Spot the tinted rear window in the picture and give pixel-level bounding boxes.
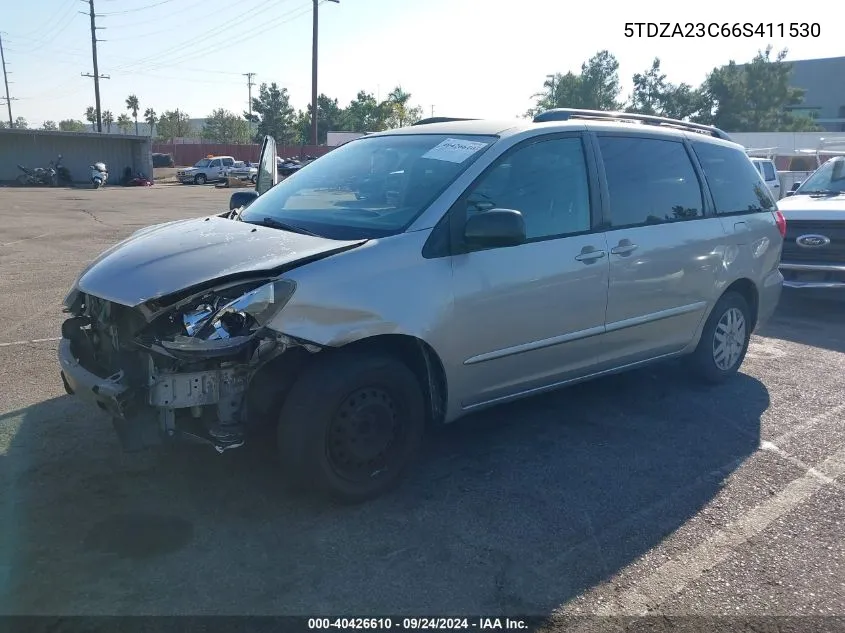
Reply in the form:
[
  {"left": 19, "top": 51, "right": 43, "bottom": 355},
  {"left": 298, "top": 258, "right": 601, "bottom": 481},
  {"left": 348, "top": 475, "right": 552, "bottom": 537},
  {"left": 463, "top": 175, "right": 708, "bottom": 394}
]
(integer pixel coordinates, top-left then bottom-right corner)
[
  {"left": 598, "top": 136, "right": 704, "bottom": 228},
  {"left": 693, "top": 143, "right": 774, "bottom": 213},
  {"left": 762, "top": 161, "right": 776, "bottom": 181}
]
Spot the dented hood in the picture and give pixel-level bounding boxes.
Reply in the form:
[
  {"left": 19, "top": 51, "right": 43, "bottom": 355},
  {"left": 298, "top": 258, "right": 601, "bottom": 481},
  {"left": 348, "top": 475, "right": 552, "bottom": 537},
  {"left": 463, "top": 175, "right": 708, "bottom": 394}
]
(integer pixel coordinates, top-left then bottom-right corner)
[{"left": 75, "top": 216, "right": 366, "bottom": 307}]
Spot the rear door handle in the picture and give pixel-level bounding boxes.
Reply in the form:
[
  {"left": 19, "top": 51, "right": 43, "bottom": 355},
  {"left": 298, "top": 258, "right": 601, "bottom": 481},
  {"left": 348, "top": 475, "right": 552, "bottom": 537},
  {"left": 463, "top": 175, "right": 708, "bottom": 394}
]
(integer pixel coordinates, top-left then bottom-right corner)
[
  {"left": 610, "top": 242, "right": 638, "bottom": 256},
  {"left": 575, "top": 249, "right": 606, "bottom": 263},
  {"left": 734, "top": 221, "right": 748, "bottom": 233}
]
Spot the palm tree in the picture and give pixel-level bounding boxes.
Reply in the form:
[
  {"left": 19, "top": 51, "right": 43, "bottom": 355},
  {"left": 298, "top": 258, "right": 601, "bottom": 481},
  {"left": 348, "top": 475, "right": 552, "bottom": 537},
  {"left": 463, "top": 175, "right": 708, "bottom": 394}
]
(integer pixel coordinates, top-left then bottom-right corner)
[
  {"left": 102, "top": 110, "right": 114, "bottom": 133},
  {"left": 144, "top": 107, "right": 157, "bottom": 137},
  {"left": 85, "top": 106, "right": 97, "bottom": 131},
  {"left": 126, "top": 94, "right": 140, "bottom": 135},
  {"left": 117, "top": 113, "right": 132, "bottom": 134}
]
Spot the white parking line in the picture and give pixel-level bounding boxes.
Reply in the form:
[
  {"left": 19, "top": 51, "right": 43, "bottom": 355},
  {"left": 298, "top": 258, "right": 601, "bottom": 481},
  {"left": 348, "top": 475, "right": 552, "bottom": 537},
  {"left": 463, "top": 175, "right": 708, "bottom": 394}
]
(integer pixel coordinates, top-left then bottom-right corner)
[
  {"left": 0, "top": 337, "right": 60, "bottom": 348},
  {"left": 593, "top": 444, "right": 845, "bottom": 616},
  {"left": 0, "top": 233, "right": 51, "bottom": 247}
]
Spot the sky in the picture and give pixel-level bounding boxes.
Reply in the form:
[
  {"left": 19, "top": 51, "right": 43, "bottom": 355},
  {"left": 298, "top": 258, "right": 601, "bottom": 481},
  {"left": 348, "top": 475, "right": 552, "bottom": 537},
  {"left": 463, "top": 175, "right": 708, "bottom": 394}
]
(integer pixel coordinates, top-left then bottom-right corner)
[{"left": 2, "top": 0, "right": 841, "bottom": 128}]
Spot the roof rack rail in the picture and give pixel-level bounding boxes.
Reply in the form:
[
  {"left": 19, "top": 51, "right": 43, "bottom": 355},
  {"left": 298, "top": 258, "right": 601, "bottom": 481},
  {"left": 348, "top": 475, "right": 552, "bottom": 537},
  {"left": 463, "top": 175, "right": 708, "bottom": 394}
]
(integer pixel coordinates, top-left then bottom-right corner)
[
  {"left": 412, "top": 117, "right": 478, "bottom": 126},
  {"left": 532, "top": 108, "right": 732, "bottom": 141}
]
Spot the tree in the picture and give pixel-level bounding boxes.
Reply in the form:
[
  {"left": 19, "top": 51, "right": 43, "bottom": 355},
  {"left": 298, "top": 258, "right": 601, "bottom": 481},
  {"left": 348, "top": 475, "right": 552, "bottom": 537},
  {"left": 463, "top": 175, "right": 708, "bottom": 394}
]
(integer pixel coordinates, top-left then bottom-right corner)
[
  {"left": 627, "top": 58, "right": 708, "bottom": 121},
  {"left": 42, "top": 120, "right": 58, "bottom": 131},
  {"left": 698, "top": 47, "right": 819, "bottom": 132},
  {"left": 102, "top": 110, "right": 114, "bottom": 133},
  {"left": 126, "top": 94, "right": 140, "bottom": 135},
  {"left": 527, "top": 50, "right": 623, "bottom": 116},
  {"left": 59, "top": 119, "right": 86, "bottom": 132},
  {"left": 249, "top": 82, "right": 296, "bottom": 144},
  {"left": 383, "top": 86, "right": 423, "bottom": 128},
  {"left": 13, "top": 116, "right": 28, "bottom": 129},
  {"left": 85, "top": 106, "right": 97, "bottom": 131},
  {"left": 298, "top": 93, "right": 345, "bottom": 144},
  {"left": 156, "top": 109, "right": 192, "bottom": 142},
  {"left": 202, "top": 108, "right": 251, "bottom": 143},
  {"left": 117, "top": 113, "right": 132, "bottom": 134},
  {"left": 144, "top": 107, "right": 157, "bottom": 136},
  {"left": 339, "top": 90, "right": 389, "bottom": 132}
]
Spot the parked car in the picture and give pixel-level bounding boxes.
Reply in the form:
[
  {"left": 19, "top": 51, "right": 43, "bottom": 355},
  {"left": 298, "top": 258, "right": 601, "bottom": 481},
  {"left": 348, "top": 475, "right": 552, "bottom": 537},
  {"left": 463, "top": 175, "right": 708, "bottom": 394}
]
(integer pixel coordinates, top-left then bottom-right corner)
[
  {"left": 58, "top": 110, "right": 785, "bottom": 503},
  {"left": 750, "top": 157, "right": 781, "bottom": 199},
  {"left": 223, "top": 160, "right": 258, "bottom": 183},
  {"left": 177, "top": 155, "right": 235, "bottom": 184},
  {"left": 777, "top": 155, "right": 845, "bottom": 295},
  {"left": 152, "top": 153, "right": 175, "bottom": 168}
]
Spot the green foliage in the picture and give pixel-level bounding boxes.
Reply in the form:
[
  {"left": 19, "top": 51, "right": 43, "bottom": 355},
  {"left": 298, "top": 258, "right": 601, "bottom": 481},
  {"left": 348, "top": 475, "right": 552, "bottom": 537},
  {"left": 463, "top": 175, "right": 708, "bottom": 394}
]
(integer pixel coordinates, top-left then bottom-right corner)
[
  {"left": 84, "top": 106, "right": 97, "bottom": 131},
  {"left": 626, "top": 58, "right": 709, "bottom": 121},
  {"left": 527, "top": 51, "right": 623, "bottom": 117},
  {"left": 339, "top": 90, "right": 389, "bottom": 133},
  {"left": 116, "top": 113, "right": 132, "bottom": 134},
  {"left": 126, "top": 94, "right": 140, "bottom": 135},
  {"left": 698, "top": 47, "right": 820, "bottom": 131},
  {"left": 102, "top": 110, "right": 114, "bottom": 133},
  {"left": 248, "top": 82, "right": 297, "bottom": 143},
  {"left": 41, "top": 120, "right": 58, "bottom": 131},
  {"left": 156, "top": 109, "right": 192, "bottom": 142},
  {"left": 59, "top": 119, "right": 86, "bottom": 132},
  {"left": 143, "top": 108, "right": 157, "bottom": 136},
  {"left": 383, "top": 86, "right": 422, "bottom": 128},
  {"left": 202, "top": 108, "right": 251, "bottom": 144}
]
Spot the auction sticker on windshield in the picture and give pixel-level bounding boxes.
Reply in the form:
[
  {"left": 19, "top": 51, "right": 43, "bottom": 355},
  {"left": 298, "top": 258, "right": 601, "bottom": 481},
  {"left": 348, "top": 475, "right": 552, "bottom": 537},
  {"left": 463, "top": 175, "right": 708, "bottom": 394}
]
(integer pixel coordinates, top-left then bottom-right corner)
[{"left": 422, "top": 138, "right": 488, "bottom": 163}]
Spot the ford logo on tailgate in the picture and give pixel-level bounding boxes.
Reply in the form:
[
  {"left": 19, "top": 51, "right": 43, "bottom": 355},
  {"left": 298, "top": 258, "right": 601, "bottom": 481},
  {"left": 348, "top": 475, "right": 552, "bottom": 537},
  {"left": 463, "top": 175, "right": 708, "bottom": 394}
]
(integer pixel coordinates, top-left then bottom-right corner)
[{"left": 796, "top": 234, "right": 831, "bottom": 248}]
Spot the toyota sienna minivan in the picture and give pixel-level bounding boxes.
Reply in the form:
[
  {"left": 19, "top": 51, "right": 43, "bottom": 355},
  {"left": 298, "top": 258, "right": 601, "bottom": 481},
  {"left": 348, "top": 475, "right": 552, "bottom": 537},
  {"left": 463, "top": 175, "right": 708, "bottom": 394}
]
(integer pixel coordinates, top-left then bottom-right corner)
[{"left": 59, "top": 109, "right": 785, "bottom": 502}]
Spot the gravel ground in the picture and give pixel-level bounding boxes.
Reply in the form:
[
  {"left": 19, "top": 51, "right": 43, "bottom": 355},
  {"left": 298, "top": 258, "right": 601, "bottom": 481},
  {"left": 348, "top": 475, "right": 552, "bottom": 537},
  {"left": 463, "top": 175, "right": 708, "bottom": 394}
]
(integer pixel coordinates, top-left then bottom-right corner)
[{"left": 0, "top": 185, "right": 843, "bottom": 628}]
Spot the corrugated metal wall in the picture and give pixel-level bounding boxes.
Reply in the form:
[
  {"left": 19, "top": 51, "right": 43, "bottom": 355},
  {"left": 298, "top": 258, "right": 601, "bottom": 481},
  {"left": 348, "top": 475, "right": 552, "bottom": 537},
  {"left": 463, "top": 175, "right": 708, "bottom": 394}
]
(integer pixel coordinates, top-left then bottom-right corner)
[{"left": 0, "top": 131, "right": 152, "bottom": 184}]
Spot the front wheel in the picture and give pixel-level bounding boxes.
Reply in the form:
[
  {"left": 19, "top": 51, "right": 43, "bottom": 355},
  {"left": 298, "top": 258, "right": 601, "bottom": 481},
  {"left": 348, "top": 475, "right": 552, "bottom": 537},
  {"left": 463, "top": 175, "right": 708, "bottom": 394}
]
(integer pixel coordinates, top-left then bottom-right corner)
[
  {"left": 16, "top": 174, "right": 28, "bottom": 186},
  {"left": 277, "top": 351, "right": 425, "bottom": 503},
  {"left": 686, "top": 292, "right": 752, "bottom": 384},
  {"left": 194, "top": 173, "right": 207, "bottom": 185}
]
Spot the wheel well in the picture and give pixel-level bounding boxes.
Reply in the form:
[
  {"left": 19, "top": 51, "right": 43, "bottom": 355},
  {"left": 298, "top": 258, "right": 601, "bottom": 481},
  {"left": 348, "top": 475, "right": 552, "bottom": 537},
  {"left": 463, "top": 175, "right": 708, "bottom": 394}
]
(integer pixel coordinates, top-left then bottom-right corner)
[
  {"left": 339, "top": 334, "right": 449, "bottom": 427},
  {"left": 724, "top": 278, "right": 759, "bottom": 329},
  {"left": 245, "top": 334, "right": 449, "bottom": 432}
]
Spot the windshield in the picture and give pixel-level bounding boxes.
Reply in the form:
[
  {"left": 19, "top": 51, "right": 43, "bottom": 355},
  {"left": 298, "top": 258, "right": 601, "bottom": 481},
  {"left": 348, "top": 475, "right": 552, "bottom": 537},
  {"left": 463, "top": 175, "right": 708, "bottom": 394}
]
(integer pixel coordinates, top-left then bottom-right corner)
[
  {"left": 796, "top": 158, "right": 845, "bottom": 194},
  {"left": 194, "top": 159, "right": 211, "bottom": 168},
  {"left": 240, "top": 133, "right": 497, "bottom": 239}
]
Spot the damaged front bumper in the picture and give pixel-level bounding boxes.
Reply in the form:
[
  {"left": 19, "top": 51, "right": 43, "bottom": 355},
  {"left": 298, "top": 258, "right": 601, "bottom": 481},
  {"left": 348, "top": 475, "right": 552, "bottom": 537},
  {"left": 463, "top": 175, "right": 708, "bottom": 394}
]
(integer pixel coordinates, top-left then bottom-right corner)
[{"left": 58, "top": 335, "right": 253, "bottom": 453}]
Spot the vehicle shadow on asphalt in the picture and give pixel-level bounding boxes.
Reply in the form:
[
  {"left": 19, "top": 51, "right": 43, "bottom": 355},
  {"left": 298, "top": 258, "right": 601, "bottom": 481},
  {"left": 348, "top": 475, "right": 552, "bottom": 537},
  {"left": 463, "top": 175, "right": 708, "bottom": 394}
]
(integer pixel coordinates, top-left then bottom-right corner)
[
  {"left": 0, "top": 363, "right": 767, "bottom": 617},
  {"left": 759, "top": 294, "right": 845, "bottom": 354}
]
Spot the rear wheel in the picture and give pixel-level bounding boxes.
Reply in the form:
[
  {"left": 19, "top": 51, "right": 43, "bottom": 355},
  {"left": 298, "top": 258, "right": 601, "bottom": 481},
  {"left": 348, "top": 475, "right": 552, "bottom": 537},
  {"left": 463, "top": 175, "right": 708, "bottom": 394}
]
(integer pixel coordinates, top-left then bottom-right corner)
[
  {"left": 686, "top": 292, "right": 751, "bottom": 384},
  {"left": 277, "top": 351, "right": 425, "bottom": 503},
  {"left": 194, "top": 173, "right": 207, "bottom": 185}
]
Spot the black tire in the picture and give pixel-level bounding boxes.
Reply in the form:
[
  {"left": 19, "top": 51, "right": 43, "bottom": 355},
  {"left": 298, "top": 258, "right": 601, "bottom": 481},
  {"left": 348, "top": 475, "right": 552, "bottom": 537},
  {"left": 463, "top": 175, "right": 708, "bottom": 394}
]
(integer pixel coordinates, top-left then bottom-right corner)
[
  {"left": 277, "top": 351, "right": 425, "bottom": 503},
  {"left": 687, "top": 292, "right": 752, "bottom": 384},
  {"left": 194, "top": 173, "right": 207, "bottom": 185}
]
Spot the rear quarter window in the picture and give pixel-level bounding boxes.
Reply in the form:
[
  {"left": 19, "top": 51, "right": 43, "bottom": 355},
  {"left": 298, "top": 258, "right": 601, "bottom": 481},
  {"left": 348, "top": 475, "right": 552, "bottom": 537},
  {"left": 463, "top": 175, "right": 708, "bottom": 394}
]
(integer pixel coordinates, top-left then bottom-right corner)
[{"left": 692, "top": 142, "right": 775, "bottom": 214}]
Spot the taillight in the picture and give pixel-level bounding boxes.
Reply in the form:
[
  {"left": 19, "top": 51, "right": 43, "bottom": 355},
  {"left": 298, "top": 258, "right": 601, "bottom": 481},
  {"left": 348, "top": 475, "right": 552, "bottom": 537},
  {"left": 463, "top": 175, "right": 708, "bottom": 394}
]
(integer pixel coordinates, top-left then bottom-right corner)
[{"left": 774, "top": 210, "right": 786, "bottom": 238}]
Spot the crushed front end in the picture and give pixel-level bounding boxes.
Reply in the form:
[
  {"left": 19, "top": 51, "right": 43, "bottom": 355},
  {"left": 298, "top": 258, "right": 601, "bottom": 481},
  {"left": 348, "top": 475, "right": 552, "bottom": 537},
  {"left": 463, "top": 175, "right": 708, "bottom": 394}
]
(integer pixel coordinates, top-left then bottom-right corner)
[{"left": 59, "top": 278, "right": 300, "bottom": 452}]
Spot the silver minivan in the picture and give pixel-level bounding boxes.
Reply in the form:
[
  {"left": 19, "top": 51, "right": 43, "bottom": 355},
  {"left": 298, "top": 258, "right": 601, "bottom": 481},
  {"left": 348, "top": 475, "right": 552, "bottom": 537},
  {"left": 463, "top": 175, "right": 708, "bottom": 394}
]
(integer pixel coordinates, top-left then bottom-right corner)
[{"left": 59, "top": 110, "right": 785, "bottom": 502}]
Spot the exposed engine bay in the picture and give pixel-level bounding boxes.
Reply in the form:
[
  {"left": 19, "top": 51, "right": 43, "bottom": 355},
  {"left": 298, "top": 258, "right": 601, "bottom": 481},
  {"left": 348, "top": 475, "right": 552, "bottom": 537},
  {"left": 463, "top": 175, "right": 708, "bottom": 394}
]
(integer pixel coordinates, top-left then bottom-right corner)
[{"left": 59, "top": 277, "right": 319, "bottom": 453}]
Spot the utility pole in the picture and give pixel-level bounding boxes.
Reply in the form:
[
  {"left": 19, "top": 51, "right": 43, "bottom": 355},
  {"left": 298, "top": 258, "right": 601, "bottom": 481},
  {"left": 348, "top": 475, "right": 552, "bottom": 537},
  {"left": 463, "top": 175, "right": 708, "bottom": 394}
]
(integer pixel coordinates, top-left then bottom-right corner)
[
  {"left": 244, "top": 72, "right": 255, "bottom": 136},
  {"left": 81, "top": 0, "right": 109, "bottom": 132},
  {"left": 311, "top": 0, "right": 339, "bottom": 147},
  {"left": 431, "top": 105, "right": 435, "bottom": 118},
  {"left": 0, "top": 33, "right": 15, "bottom": 127}
]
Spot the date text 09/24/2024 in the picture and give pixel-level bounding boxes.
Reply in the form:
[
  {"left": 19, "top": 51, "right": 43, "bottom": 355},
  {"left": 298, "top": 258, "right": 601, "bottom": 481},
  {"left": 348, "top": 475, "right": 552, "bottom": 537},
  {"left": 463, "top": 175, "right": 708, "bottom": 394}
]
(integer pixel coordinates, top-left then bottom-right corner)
[
  {"left": 307, "top": 618, "right": 529, "bottom": 630},
  {"left": 624, "top": 22, "right": 821, "bottom": 38}
]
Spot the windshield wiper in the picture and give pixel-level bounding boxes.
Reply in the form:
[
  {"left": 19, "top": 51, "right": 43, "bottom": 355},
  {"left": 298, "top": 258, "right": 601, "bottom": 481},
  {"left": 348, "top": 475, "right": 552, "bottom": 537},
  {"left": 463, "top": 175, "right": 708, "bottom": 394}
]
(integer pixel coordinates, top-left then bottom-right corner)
[
  {"left": 804, "top": 189, "right": 841, "bottom": 197},
  {"left": 251, "top": 217, "right": 321, "bottom": 237}
]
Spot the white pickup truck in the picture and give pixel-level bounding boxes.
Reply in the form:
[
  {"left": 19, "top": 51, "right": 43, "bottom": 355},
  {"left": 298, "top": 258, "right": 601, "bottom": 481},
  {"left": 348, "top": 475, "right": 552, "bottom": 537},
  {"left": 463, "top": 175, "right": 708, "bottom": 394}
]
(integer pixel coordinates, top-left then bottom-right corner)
[{"left": 177, "top": 156, "right": 236, "bottom": 185}]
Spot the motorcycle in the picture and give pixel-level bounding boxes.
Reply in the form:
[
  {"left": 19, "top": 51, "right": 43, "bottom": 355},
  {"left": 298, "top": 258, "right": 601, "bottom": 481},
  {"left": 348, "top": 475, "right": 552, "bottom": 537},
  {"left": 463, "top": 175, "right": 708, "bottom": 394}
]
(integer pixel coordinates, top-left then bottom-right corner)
[
  {"left": 90, "top": 162, "right": 108, "bottom": 189},
  {"left": 16, "top": 162, "right": 57, "bottom": 187},
  {"left": 119, "top": 166, "right": 153, "bottom": 186},
  {"left": 54, "top": 154, "right": 73, "bottom": 186}
]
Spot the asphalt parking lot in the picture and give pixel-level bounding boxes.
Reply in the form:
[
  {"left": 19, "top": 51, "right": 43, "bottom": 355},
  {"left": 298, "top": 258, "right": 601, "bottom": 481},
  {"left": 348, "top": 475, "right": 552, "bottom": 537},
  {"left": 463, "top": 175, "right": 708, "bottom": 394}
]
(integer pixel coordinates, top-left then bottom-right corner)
[{"left": 0, "top": 185, "right": 843, "bottom": 625}]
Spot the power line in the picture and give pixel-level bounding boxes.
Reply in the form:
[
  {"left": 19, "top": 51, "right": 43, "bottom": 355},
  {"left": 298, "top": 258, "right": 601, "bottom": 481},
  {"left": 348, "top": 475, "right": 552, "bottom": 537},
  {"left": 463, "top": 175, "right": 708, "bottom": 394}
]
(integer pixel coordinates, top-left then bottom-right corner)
[
  {"left": 0, "top": 33, "right": 17, "bottom": 126},
  {"left": 99, "top": 0, "right": 177, "bottom": 15}
]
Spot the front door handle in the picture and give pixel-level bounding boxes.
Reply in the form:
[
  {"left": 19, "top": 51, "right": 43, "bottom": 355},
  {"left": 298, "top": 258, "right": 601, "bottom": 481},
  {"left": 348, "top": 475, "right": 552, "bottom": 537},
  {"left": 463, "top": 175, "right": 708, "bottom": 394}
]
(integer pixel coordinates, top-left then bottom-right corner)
[
  {"left": 575, "top": 248, "right": 606, "bottom": 263},
  {"left": 610, "top": 240, "right": 638, "bottom": 256}
]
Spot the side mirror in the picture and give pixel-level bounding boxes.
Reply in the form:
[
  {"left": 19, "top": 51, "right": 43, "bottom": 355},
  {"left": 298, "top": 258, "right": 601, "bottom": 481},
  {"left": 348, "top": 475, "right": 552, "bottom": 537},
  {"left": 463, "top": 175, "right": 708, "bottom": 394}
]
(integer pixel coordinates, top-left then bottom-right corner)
[
  {"left": 786, "top": 182, "right": 802, "bottom": 197},
  {"left": 229, "top": 190, "right": 259, "bottom": 211},
  {"left": 464, "top": 209, "right": 526, "bottom": 248}
]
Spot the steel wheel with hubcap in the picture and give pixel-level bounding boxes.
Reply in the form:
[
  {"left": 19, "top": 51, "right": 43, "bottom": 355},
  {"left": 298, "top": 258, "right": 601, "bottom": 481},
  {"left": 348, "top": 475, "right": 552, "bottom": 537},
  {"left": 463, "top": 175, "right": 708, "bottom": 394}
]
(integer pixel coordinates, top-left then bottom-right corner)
[
  {"left": 194, "top": 173, "right": 207, "bottom": 185},
  {"left": 687, "top": 291, "right": 752, "bottom": 383},
  {"left": 277, "top": 351, "right": 425, "bottom": 503}
]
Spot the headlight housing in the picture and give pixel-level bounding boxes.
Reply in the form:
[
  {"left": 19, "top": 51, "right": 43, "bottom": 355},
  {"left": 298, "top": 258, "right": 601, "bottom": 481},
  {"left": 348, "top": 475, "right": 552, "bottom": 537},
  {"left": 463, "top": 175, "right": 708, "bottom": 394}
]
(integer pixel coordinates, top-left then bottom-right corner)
[{"left": 156, "top": 278, "right": 296, "bottom": 356}]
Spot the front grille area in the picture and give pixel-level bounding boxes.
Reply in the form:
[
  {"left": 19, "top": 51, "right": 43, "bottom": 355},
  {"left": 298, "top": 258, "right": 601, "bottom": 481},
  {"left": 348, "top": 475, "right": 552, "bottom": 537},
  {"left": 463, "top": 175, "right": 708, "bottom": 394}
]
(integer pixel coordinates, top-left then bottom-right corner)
[
  {"left": 781, "top": 219, "right": 845, "bottom": 264},
  {"left": 77, "top": 294, "right": 148, "bottom": 382}
]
